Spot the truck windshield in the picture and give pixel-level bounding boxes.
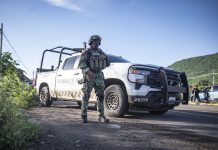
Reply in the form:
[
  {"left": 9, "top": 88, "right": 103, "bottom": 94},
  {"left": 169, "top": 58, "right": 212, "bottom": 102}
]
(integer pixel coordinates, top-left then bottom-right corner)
[{"left": 107, "top": 55, "right": 130, "bottom": 63}]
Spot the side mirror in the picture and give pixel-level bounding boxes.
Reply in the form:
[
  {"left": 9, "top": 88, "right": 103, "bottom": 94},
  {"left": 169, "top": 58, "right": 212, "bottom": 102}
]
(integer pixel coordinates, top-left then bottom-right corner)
[{"left": 36, "top": 68, "right": 40, "bottom": 72}]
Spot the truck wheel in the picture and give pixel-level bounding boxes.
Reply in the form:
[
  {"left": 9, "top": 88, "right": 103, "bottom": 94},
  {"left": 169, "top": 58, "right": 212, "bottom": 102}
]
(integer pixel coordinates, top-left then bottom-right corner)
[
  {"left": 149, "top": 110, "right": 168, "bottom": 115},
  {"left": 39, "top": 86, "right": 53, "bottom": 107},
  {"left": 104, "top": 85, "right": 128, "bottom": 117}
]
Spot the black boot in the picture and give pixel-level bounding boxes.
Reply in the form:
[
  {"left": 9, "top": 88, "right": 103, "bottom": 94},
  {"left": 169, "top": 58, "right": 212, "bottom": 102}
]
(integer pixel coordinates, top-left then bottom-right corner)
[
  {"left": 98, "top": 116, "right": 109, "bottom": 123},
  {"left": 81, "top": 115, "right": 88, "bottom": 123}
]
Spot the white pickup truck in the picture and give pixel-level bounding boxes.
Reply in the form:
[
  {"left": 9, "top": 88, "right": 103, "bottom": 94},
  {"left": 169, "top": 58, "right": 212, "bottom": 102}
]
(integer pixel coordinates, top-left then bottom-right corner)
[{"left": 36, "top": 46, "right": 189, "bottom": 117}]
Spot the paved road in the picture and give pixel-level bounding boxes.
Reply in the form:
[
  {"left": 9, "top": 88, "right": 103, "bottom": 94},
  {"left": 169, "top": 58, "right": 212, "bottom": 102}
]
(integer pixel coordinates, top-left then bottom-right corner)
[
  {"left": 130, "top": 104, "right": 218, "bottom": 138},
  {"left": 27, "top": 102, "right": 218, "bottom": 150}
]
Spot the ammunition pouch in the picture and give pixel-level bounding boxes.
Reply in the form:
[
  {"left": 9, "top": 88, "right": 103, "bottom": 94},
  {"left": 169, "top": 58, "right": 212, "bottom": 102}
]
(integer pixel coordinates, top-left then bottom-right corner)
[{"left": 89, "top": 56, "right": 107, "bottom": 72}]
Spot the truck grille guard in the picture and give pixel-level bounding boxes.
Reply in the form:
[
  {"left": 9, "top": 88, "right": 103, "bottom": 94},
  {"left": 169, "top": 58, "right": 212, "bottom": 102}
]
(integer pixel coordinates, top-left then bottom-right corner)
[{"left": 159, "top": 67, "right": 189, "bottom": 105}]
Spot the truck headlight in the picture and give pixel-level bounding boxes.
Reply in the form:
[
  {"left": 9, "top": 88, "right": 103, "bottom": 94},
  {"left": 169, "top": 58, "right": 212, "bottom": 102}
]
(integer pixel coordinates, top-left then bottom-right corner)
[
  {"left": 128, "top": 67, "right": 150, "bottom": 84},
  {"left": 129, "top": 68, "right": 151, "bottom": 76}
]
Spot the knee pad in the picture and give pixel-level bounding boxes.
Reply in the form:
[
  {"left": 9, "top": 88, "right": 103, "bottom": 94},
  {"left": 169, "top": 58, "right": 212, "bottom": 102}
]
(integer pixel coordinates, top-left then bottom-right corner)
[{"left": 97, "top": 94, "right": 104, "bottom": 102}]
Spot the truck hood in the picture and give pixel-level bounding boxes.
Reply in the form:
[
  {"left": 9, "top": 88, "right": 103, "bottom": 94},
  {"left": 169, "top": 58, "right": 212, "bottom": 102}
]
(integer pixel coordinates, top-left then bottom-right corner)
[
  {"left": 109, "top": 62, "right": 179, "bottom": 73},
  {"left": 132, "top": 63, "right": 176, "bottom": 71}
]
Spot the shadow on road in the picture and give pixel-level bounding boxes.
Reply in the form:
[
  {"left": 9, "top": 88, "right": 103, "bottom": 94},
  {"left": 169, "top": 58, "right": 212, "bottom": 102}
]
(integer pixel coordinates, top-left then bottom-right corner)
[
  {"left": 47, "top": 101, "right": 218, "bottom": 139},
  {"left": 51, "top": 101, "right": 218, "bottom": 125}
]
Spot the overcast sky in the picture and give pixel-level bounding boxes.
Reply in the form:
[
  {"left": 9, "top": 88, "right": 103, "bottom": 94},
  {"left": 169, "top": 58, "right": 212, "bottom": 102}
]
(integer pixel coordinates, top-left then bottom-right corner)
[{"left": 0, "top": 0, "right": 218, "bottom": 78}]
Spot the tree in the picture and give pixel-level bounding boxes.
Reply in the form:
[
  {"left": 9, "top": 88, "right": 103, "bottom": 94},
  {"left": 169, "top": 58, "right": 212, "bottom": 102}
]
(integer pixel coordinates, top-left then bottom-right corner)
[{"left": 0, "top": 52, "right": 18, "bottom": 77}]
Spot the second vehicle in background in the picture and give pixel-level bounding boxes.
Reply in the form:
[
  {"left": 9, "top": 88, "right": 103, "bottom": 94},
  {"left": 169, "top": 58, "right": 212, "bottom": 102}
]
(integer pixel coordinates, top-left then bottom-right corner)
[{"left": 199, "top": 85, "right": 218, "bottom": 102}]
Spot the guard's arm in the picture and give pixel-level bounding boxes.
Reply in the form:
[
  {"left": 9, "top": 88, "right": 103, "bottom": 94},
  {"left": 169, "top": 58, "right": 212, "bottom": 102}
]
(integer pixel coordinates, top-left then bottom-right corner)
[
  {"left": 79, "top": 51, "right": 93, "bottom": 81},
  {"left": 102, "top": 51, "right": 110, "bottom": 67},
  {"left": 79, "top": 52, "right": 90, "bottom": 74}
]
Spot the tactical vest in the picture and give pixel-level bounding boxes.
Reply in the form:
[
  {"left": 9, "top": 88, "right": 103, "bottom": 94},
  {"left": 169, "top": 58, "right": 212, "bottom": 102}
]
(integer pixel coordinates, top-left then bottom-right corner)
[{"left": 87, "top": 50, "right": 107, "bottom": 72}]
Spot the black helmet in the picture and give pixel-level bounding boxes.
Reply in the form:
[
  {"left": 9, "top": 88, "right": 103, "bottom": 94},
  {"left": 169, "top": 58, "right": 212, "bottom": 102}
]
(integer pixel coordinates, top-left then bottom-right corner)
[{"left": 88, "top": 35, "right": 102, "bottom": 45}]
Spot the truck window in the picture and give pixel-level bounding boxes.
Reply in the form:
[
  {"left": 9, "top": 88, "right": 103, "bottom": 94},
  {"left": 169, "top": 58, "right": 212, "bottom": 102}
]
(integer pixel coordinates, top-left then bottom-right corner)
[
  {"left": 213, "top": 85, "right": 218, "bottom": 91},
  {"left": 63, "top": 56, "right": 77, "bottom": 70},
  {"left": 108, "top": 55, "right": 130, "bottom": 63}
]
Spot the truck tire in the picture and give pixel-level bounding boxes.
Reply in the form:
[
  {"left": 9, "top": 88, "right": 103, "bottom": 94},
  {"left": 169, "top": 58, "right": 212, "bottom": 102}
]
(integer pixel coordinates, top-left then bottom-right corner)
[
  {"left": 104, "top": 85, "right": 128, "bottom": 117},
  {"left": 149, "top": 110, "right": 168, "bottom": 115},
  {"left": 39, "top": 86, "right": 53, "bottom": 107}
]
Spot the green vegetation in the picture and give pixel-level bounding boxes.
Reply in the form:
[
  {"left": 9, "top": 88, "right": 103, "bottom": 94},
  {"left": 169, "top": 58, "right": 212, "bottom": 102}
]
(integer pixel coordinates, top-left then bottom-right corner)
[
  {"left": 0, "top": 52, "right": 39, "bottom": 150},
  {"left": 168, "top": 53, "right": 218, "bottom": 86}
]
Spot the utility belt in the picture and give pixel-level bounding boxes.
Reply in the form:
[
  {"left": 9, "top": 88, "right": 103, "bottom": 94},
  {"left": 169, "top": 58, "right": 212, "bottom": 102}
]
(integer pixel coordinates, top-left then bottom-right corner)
[{"left": 90, "top": 69, "right": 101, "bottom": 73}]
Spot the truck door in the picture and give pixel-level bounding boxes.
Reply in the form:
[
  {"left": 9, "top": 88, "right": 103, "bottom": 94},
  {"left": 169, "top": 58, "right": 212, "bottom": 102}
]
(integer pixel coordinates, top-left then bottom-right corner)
[
  {"left": 55, "top": 56, "right": 82, "bottom": 100},
  {"left": 72, "top": 56, "right": 97, "bottom": 102},
  {"left": 209, "top": 85, "right": 218, "bottom": 100}
]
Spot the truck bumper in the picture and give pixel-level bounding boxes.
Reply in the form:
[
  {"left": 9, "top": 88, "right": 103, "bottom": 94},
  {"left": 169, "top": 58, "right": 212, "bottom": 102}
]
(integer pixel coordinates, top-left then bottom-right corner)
[
  {"left": 128, "top": 92, "right": 181, "bottom": 109},
  {"left": 128, "top": 68, "right": 189, "bottom": 109}
]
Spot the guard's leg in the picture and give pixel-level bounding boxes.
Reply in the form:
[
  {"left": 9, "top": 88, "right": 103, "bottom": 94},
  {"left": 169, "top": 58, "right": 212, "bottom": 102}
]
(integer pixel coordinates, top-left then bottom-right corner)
[
  {"left": 96, "top": 92, "right": 109, "bottom": 123},
  {"left": 81, "top": 92, "right": 90, "bottom": 123},
  {"left": 94, "top": 76, "right": 109, "bottom": 123},
  {"left": 96, "top": 93, "right": 105, "bottom": 117},
  {"left": 81, "top": 81, "right": 93, "bottom": 123}
]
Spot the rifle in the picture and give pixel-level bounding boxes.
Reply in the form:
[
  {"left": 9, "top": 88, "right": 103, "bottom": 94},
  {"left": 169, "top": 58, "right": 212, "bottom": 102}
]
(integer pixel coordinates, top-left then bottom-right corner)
[
  {"left": 78, "top": 42, "right": 87, "bottom": 84},
  {"left": 83, "top": 42, "right": 87, "bottom": 51}
]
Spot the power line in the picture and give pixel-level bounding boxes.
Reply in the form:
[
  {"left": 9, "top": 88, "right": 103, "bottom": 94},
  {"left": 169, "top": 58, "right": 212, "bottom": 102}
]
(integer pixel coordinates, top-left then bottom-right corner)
[{"left": 2, "top": 32, "right": 31, "bottom": 74}]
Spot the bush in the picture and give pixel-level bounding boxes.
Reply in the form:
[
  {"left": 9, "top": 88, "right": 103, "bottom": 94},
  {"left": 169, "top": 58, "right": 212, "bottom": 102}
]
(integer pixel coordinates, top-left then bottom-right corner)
[
  {"left": 0, "top": 52, "right": 39, "bottom": 149},
  {"left": 0, "top": 80, "right": 39, "bottom": 150}
]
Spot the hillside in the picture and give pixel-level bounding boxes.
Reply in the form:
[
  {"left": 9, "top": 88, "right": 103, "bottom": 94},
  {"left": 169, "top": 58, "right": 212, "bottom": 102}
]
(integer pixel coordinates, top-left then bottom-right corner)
[{"left": 168, "top": 53, "right": 218, "bottom": 86}]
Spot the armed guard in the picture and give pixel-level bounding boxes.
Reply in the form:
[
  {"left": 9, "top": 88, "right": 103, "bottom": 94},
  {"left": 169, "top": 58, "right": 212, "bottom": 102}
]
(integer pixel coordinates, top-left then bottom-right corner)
[{"left": 78, "top": 35, "right": 110, "bottom": 123}]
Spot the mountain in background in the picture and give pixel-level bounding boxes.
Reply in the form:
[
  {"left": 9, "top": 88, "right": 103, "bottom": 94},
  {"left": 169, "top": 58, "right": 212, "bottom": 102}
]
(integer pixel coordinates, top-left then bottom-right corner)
[{"left": 168, "top": 53, "right": 218, "bottom": 86}]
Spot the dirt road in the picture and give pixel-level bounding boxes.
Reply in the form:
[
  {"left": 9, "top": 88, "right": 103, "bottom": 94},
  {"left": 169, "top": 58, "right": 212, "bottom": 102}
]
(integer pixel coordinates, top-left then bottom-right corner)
[{"left": 26, "top": 102, "right": 218, "bottom": 150}]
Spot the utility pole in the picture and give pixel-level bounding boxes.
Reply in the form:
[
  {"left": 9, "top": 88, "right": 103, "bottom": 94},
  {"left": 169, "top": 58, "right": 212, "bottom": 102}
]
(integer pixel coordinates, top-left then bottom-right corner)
[
  {"left": 0, "top": 23, "right": 3, "bottom": 80},
  {"left": 33, "top": 70, "right": 34, "bottom": 80},
  {"left": 0, "top": 23, "right": 3, "bottom": 55},
  {"left": 212, "top": 69, "right": 215, "bottom": 85}
]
